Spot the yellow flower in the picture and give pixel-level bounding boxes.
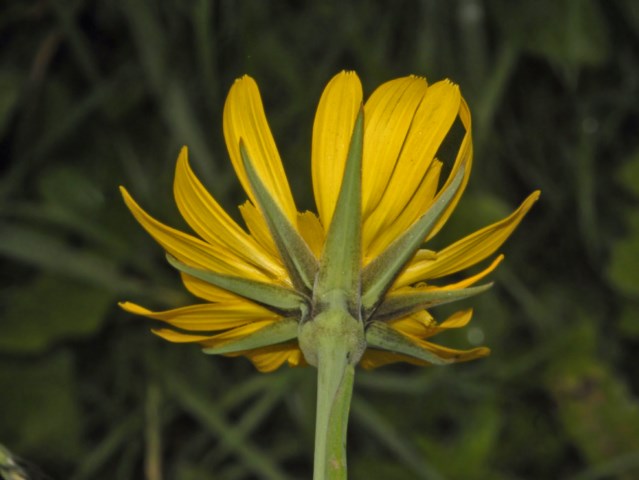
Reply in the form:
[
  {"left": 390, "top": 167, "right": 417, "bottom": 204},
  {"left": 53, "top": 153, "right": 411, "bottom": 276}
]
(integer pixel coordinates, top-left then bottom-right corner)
[{"left": 120, "top": 72, "right": 539, "bottom": 373}]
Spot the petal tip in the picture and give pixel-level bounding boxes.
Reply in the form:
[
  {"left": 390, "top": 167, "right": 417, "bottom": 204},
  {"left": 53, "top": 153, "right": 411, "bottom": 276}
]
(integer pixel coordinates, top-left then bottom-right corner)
[
  {"left": 236, "top": 74, "right": 255, "bottom": 83},
  {"left": 476, "top": 346, "right": 491, "bottom": 357},
  {"left": 119, "top": 186, "right": 136, "bottom": 205},
  {"left": 119, "top": 301, "right": 151, "bottom": 315}
]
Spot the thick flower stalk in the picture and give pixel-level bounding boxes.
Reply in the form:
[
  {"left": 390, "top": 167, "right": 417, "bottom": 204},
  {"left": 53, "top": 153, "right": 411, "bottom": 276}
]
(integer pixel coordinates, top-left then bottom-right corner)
[{"left": 120, "top": 72, "right": 539, "bottom": 478}]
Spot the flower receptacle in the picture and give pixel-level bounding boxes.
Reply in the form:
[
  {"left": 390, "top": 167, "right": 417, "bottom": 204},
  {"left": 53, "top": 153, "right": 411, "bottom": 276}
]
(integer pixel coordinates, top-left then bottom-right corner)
[{"left": 298, "top": 305, "right": 366, "bottom": 368}]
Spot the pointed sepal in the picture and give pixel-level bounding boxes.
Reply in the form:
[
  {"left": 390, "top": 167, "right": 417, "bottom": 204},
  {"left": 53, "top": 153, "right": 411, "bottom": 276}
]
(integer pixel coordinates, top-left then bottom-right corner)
[
  {"left": 361, "top": 164, "right": 467, "bottom": 314},
  {"left": 203, "top": 317, "right": 299, "bottom": 354},
  {"left": 314, "top": 107, "right": 364, "bottom": 309},
  {"left": 166, "top": 254, "right": 305, "bottom": 313},
  {"left": 365, "top": 320, "right": 452, "bottom": 366},
  {"left": 240, "top": 141, "right": 318, "bottom": 292},
  {"left": 374, "top": 283, "right": 493, "bottom": 321}
]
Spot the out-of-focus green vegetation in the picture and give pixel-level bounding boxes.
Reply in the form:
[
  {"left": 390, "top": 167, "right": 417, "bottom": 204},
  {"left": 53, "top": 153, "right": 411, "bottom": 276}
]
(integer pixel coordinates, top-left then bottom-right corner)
[{"left": 1, "top": 0, "right": 638, "bottom": 478}]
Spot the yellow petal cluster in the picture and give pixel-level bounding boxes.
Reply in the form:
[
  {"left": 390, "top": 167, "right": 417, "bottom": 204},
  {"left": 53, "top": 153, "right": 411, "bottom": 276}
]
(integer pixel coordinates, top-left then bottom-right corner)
[{"left": 120, "top": 72, "right": 539, "bottom": 372}]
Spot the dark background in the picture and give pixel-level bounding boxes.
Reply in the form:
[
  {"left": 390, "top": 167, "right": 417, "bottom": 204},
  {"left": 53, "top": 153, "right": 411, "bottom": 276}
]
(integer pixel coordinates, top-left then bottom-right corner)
[{"left": 1, "top": 1, "right": 639, "bottom": 479}]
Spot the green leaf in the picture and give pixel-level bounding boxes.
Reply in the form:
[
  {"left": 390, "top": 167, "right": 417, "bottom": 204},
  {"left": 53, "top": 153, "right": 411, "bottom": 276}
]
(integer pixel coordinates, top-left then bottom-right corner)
[
  {"left": 545, "top": 353, "right": 639, "bottom": 467},
  {"left": 365, "top": 321, "right": 452, "bottom": 366},
  {"left": 315, "top": 108, "right": 363, "bottom": 308},
  {"left": 0, "top": 71, "right": 23, "bottom": 140},
  {"left": 166, "top": 254, "right": 305, "bottom": 313},
  {"left": 70, "top": 414, "right": 141, "bottom": 480},
  {"left": 607, "top": 209, "right": 639, "bottom": 297},
  {"left": 0, "top": 274, "right": 113, "bottom": 354},
  {"left": 374, "top": 283, "right": 493, "bottom": 321},
  {"left": 203, "top": 317, "right": 299, "bottom": 354},
  {"left": 618, "top": 300, "right": 639, "bottom": 339},
  {"left": 616, "top": 149, "right": 639, "bottom": 198},
  {"left": 240, "top": 141, "right": 318, "bottom": 292},
  {"left": 0, "top": 351, "right": 83, "bottom": 461},
  {"left": 38, "top": 166, "right": 105, "bottom": 213},
  {"left": 361, "top": 165, "right": 466, "bottom": 314},
  {"left": 351, "top": 396, "right": 445, "bottom": 480},
  {"left": 0, "top": 224, "right": 144, "bottom": 294},
  {"left": 494, "top": 0, "right": 610, "bottom": 74},
  {"left": 168, "top": 374, "right": 289, "bottom": 480}
]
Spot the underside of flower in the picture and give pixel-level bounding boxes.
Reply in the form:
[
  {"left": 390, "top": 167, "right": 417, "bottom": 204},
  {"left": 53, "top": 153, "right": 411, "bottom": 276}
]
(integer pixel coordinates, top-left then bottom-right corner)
[{"left": 120, "top": 72, "right": 539, "bottom": 372}]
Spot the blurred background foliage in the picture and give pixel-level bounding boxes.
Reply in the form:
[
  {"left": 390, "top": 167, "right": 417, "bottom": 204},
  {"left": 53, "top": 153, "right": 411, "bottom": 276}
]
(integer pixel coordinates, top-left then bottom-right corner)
[{"left": 1, "top": 0, "right": 638, "bottom": 478}]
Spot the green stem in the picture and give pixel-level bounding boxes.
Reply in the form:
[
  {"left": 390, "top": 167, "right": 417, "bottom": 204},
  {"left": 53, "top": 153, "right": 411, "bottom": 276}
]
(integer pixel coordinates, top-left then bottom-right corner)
[
  {"left": 313, "top": 338, "right": 356, "bottom": 480},
  {"left": 326, "top": 364, "right": 355, "bottom": 475}
]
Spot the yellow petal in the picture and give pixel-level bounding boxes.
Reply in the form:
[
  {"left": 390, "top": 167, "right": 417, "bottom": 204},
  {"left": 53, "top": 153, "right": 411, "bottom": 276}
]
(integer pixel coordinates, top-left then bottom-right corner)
[
  {"left": 359, "top": 349, "right": 420, "bottom": 369},
  {"left": 229, "top": 342, "right": 302, "bottom": 373},
  {"left": 397, "top": 191, "right": 540, "bottom": 285},
  {"left": 387, "top": 310, "right": 435, "bottom": 338},
  {"left": 360, "top": 341, "right": 489, "bottom": 369},
  {"left": 438, "top": 254, "right": 504, "bottom": 290},
  {"left": 181, "top": 273, "right": 244, "bottom": 302},
  {"left": 362, "top": 76, "right": 428, "bottom": 217},
  {"left": 386, "top": 308, "right": 473, "bottom": 340},
  {"left": 422, "top": 308, "right": 473, "bottom": 339},
  {"left": 427, "top": 99, "right": 474, "bottom": 242},
  {"left": 297, "top": 211, "right": 325, "bottom": 258},
  {"left": 363, "top": 80, "right": 462, "bottom": 250},
  {"left": 152, "top": 329, "right": 222, "bottom": 343},
  {"left": 152, "top": 319, "right": 276, "bottom": 344},
  {"left": 120, "top": 187, "right": 270, "bottom": 281},
  {"left": 311, "top": 71, "right": 363, "bottom": 228},
  {"left": 413, "top": 249, "right": 437, "bottom": 262},
  {"left": 415, "top": 340, "right": 490, "bottom": 362},
  {"left": 286, "top": 348, "right": 308, "bottom": 368},
  {"left": 364, "top": 160, "right": 442, "bottom": 261},
  {"left": 360, "top": 310, "right": 488, "bottom": 369},
  {"left": 173, "top": 147, "right": 285, "bottom": 279},
  {"left": 119, "top": 301, "right": 277, "bottom": 331},
  {"left": 239, "top": 200, "right": 280, "bottom": 260},
  {"left": 223, "top": 76, "right": 298, "bottom": 226}
]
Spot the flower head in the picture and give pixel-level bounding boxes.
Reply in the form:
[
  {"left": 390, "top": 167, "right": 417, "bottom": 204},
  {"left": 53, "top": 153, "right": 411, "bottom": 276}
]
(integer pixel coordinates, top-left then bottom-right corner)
[{"left": 120, "top": 72, "right": 539, "bottom": 372}]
